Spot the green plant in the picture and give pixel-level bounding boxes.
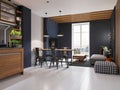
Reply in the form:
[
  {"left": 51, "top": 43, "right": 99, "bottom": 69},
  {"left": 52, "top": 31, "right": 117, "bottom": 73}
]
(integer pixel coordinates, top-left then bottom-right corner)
[
  {"left": 11, "top": 40, "right": 22, "bottom": 45},
  {"left": 101, "top": 46, "right": 111, "bottom": 57},
  {"left": 10, "top": 29, "right": 21, "bottom": 36}
]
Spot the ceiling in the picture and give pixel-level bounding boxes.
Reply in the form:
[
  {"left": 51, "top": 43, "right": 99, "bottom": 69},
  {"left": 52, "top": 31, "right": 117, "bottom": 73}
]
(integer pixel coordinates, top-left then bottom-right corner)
[{"left": 12, "top": 0, "right": 117, "bottom": 17}]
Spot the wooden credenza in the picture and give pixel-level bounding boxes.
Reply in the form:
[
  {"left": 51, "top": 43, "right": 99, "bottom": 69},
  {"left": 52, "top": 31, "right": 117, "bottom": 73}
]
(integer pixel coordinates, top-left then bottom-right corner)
[{"left": 0, "top": 48, "right": 24, "bottom": 79}]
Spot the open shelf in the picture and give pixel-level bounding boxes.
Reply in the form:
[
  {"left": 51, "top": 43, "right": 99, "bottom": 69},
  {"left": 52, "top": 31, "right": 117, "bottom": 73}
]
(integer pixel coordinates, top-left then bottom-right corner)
[
  {"left": 1, "top": 2, "right": 15, "bottom": 14},
  {"left": 10, "top": 36, "right": 22, "bottom": 40},
  {"left": 0, "top": 1, "right": 16, "bottom": 23}
]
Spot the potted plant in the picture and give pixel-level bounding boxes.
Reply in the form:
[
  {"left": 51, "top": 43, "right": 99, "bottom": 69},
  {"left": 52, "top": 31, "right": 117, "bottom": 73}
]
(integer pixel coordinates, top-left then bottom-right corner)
[{"left": 102, "top": 46, "right": 111, "bottom": 57}]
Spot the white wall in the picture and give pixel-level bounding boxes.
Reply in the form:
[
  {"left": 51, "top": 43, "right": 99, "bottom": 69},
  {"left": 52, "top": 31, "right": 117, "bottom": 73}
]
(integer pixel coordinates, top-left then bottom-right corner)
[{"left": 31, "top": 12, "right": 43, "bottom": 65}]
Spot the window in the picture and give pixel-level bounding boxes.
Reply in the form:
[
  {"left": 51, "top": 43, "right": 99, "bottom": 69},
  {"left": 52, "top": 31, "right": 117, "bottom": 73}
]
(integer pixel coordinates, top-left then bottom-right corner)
[{"left": 72, "top": 22, "right": 89, "bottom": 55}]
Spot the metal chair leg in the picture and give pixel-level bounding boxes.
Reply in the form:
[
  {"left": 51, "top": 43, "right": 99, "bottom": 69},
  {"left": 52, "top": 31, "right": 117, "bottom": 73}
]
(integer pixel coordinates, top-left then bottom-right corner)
[
  {"left": 56, "top": 59, "right": 58, "bottom": 69},
  {"left": 40, "top": 61, "right": 42, "bottom": 68},
  {"left": 49, "top": 60, "right": 52, "bottom": 68},
  {"left": 45, "top": 60, "right": 48, "bottom": 66},
  {"left": 65, "top": 57, "right": 69, "bottom": 68},
  {"left": 61, "top": 58, "right": 63, "bottom": 67},
  {"left": 35, "top": 57, "right": 38, "bottom": 66},
  {"left": 53, "top": 60, "right": 54, "bottom": 66}
]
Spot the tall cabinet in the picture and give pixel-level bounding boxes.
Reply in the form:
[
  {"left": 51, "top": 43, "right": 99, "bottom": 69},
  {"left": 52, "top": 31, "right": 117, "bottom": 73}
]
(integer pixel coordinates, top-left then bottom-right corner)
[{"left": 18, "top": 6, "right": 31, "bottom": 68}]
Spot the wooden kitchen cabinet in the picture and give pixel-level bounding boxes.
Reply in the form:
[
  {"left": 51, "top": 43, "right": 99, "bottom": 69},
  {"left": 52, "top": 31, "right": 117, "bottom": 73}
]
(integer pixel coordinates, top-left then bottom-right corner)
[
  {"left": 0, "top": 0, "right": 16, "bottom": 24},
  {"left": 0, "top": 48, "right": 24, "bottom": 79}
]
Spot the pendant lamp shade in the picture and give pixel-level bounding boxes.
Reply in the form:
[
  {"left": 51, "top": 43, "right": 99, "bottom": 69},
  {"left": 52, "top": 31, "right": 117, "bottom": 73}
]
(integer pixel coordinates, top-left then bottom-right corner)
[
  {"left": 57, "top": 30, "right": 64, "bottom": 37},
  {"left": 44, "top": 18, "right": 49, "bottom": 37}
]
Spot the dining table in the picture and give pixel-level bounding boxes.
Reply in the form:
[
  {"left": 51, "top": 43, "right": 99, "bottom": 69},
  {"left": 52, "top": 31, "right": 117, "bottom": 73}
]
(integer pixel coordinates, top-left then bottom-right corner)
[
  {"left": 39, "top": 48, "right": 74, "bottom": 68},
  {"left": 40, "top": 48, "right": 73, "bottom": 51}
]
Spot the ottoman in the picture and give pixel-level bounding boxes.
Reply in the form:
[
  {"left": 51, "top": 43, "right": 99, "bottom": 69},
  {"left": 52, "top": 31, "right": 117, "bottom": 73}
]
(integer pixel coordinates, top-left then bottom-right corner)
[{"left": 94, "top": 61, "right": 118, "bottom": 74}]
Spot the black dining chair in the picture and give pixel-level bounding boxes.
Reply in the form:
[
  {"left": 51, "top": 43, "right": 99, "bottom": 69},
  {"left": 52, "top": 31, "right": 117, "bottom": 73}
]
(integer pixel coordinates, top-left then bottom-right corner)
[
  {"left": 34, "top": 48, "right": 47, "bottom": 67},
  {"left": 49, "top": 48, "right": 57, "bottom": 68},
  {"left": 59, "top": 47, "right": 70, "bottom": 68},
  {"left": 60, "top": 52, "right": 69, "bottom": 68},
  {"left": 48, "top": 48, "right": 63, "bottom": 69},
  {"left": 57, "top": 51, "right": 64, "bottom": 67}
]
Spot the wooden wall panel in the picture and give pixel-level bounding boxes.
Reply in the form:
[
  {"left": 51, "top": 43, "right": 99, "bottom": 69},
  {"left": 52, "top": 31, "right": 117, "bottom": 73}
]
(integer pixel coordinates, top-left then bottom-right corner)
[
  {"left": 90, "top": 10, "right": 112, "bottom": 20},
  {"left": 50, "top": 10, "right": 113, "bottom": 23},
  {"left": 115, "top": 0, "right": 120, "bottom": 73}
]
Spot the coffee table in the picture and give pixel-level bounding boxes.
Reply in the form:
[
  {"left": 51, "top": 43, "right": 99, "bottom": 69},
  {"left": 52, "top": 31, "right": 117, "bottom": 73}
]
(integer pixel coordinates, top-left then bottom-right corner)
[{"left": 73, "top": 54, "right": 87, "bottom": 61}]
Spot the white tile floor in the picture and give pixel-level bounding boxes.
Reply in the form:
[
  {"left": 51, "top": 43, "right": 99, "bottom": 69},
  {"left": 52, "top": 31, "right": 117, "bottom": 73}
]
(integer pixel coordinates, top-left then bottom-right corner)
[{"left": 0, "top": 66, "right": 120, "bottom": 90}]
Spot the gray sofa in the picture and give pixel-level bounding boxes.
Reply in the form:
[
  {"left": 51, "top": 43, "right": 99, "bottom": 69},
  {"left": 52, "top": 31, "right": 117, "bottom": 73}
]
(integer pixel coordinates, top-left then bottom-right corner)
[{"left": 90, "top": 54, "right": 106, "bottom": 65}]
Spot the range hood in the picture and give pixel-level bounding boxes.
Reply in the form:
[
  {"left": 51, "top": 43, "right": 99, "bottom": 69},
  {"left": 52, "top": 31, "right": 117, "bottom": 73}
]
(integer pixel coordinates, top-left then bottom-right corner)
[
  {"left": 0, "top": 23, "right": 11, "bottom": 44},
  {"left": 0, "top": 23, "right": 11, "bottom": 31},
  {"left": 0, "top": 20, "right": 16, "bottom": 32},
  {"left": 0, "top": 22, "right": 13, "bottom": 44}
]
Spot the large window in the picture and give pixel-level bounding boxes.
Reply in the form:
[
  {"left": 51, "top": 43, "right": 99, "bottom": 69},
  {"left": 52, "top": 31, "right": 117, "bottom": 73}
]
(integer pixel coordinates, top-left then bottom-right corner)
[{"left": 72, "top": 22, "right": 89, "bottom": 55}]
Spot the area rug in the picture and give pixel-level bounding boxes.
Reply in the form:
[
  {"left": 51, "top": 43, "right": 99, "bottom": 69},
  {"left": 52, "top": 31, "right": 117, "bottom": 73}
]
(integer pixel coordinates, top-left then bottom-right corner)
[{"left": 70, "top": 60, "right": 93, "bottom": 67}]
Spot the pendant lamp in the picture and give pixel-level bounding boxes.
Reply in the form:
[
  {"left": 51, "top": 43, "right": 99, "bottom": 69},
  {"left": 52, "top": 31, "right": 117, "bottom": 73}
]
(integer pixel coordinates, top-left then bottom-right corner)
[{"left": 57, "top": 10, "right": 64, "bottom": 37}]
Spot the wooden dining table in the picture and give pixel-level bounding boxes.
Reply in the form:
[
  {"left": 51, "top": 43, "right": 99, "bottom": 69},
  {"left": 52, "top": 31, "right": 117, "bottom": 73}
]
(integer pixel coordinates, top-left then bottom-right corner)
[
  {"left": 39, "top": 48, "right": 73, "bottom": 68},
  {"left": 40, "top": 48, "right": 73, "bottom": 51}
]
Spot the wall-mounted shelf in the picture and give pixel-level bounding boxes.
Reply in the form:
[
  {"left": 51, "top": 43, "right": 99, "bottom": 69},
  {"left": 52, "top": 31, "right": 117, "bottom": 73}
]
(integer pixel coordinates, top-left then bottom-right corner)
[
  {"left": 1, "top": 2, "right": 15, "bottom": 14},
  {"left": 10, "top": 36, "right": 22, "bottom": 40},
  {"left": 0, "top": 1, "right": 16, "bottom": 24}
]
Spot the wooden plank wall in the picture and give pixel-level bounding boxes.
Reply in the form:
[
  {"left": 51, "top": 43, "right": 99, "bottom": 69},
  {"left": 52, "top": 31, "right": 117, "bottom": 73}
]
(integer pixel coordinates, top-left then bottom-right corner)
[
  {"left": 115, "top": 0, "right": 120, "bottom": 73},
  {"left": 50, "top": 10, "right": 113, "bottom": 23}
]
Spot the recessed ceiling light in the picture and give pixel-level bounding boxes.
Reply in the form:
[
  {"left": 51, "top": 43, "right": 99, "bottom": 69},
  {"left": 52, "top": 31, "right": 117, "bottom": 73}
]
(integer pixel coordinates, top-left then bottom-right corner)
[
  {"left": 59, "top": 10, "right": 62, "bottom": 13},
  {"left": 46, "top": 0, "right": 50, "bottom": 3},
  {"left": 45, "top": 12, "right": 48, "bottom": 15},
  {"left": 59, "top": 10, "right": 62, "bottom": 16}
]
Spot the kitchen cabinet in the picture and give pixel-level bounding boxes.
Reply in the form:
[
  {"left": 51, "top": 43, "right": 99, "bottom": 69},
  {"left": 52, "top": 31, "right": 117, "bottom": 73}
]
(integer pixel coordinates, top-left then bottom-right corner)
[
  {"left": 0, "top": 1, "right": 16, "bottom": 24},
  {"left": 0, "top": 48, "right": 24, "bottom": 79}
]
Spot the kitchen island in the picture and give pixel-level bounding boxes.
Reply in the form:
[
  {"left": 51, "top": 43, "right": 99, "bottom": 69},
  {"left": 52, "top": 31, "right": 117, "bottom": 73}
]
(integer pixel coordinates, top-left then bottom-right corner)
[{"left": 0, "top": 48, "right": 24, "bottom": 79}]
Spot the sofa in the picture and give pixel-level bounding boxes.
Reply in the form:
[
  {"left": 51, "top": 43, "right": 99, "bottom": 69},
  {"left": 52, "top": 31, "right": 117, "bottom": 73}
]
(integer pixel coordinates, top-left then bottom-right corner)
[{"left": 90, "top": 54, "right": 106, "bottom": 65}]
